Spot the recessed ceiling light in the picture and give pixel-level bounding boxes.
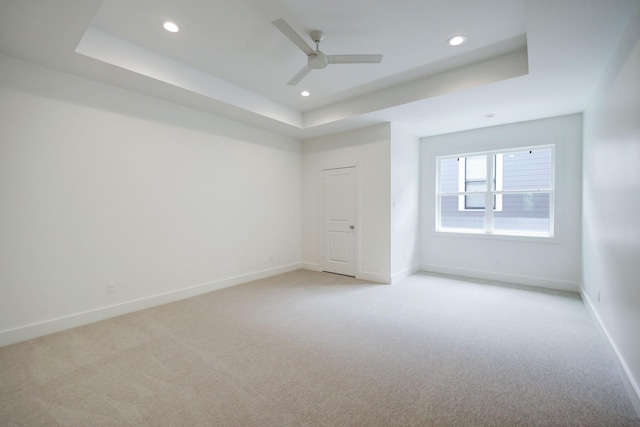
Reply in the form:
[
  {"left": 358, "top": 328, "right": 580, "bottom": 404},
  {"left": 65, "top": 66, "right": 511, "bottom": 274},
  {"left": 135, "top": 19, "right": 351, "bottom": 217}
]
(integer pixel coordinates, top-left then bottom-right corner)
[
  {"left": 448, "top": 35, "right": 466, "bottom": 46},
  {"left": 163, "top": 21, "right": 179, "bottom": 33},
  {"left": 300, "top": 90, "right": 310, "bottom": 97}
]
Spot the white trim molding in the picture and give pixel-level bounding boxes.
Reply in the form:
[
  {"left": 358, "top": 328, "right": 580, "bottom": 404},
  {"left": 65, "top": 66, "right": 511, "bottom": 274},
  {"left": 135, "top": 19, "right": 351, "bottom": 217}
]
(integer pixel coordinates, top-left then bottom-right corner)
[
  {"left": 420, "top": 264, "right": 579, "bottom": 293},
  {"left": 301, "top": 262, "right": 322, "bottom": 272},
  {"left": 391, "top": 265, "right": 421, "bottom": 284},
  {"left": 0, "top": 263, "right": 303, "bottom": 348},
  {"left": 357, "top": 271, "right": 391, "bottom": 284},
  {"left": 581, "top": 289, "right": 640, "bottom": 418}
]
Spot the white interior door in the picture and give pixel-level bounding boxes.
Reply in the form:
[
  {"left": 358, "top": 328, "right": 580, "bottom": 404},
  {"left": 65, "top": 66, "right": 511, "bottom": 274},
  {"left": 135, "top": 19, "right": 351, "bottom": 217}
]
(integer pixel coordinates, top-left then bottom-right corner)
[{"left": 322, "top": 167, "right": 356, "bottom": 276}]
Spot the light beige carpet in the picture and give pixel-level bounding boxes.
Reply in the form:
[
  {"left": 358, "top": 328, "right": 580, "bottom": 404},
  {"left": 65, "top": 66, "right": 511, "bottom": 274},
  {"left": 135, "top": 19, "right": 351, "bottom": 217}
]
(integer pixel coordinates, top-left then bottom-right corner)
[{"left": 1, "top": 270, "right": 638, "bottom": 426}]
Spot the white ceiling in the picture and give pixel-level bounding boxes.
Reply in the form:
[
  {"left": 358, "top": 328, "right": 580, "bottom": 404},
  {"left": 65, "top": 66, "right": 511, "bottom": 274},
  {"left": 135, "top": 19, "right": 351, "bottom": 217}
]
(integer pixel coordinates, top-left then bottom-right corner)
[{"left": 0, "top": 0, "right": 637, "bottom": 139}]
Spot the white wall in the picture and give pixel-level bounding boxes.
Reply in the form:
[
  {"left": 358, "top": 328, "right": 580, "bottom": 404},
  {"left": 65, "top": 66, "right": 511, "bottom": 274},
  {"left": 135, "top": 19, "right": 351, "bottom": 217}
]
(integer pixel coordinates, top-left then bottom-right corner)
[
  {"left": 0, "top": 55, "right": 302, "bottom": 346},
  {"left": 582, "top": 3, "right": 640, "bottom": 412},
  {"left": 420, "top": 115, "right": 583, "bottom": 291},
  {"left": 302, "top": 123, "right": 391, "bottom": 283},
  {"left": 390, "top": 125, "right": 420, "bottom": 282}
]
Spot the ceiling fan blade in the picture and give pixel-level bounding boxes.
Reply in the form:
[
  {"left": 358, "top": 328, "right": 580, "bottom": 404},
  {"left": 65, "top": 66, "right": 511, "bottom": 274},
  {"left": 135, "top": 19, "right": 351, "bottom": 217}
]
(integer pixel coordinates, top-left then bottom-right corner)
[
  {"left": 287, "top": 65, "right": 313, "bottom": 85},
  {"left": 327, "top": 54, "right": 383, "bottom": 64},
  {"left": 272, "top": 19, "right": 315, "bottom": 56}
]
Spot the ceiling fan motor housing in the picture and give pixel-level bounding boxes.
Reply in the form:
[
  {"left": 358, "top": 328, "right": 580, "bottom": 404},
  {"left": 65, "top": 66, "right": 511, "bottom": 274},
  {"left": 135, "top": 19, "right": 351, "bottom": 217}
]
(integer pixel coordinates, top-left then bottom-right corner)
[{"left": 309, "top": 51, "right": 328, "bottom": 69}]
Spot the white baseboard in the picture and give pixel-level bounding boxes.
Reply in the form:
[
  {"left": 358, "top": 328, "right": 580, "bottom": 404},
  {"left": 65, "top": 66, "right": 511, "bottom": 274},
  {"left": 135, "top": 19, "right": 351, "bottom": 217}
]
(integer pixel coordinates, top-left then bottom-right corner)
[
  {"left": 420, "top": 264, "right": 579, "bottom": 292},
  {"left": 581, "top": 289, "right": 640, "bottom": 418},
  {"left": 302, "top": 262, "right": 390, "bottom": 284},
  {"left": 391, "top": 265, "right": 421, "bottom": 284},
  {"left": 301, "top": 262, "right": 322, "bottom": 272},
  {"left": 0, "top": 263, "right": 303, "bottom": 348},
  {"left": 356, "top": 271, "right": 391, "bottom": 284}
]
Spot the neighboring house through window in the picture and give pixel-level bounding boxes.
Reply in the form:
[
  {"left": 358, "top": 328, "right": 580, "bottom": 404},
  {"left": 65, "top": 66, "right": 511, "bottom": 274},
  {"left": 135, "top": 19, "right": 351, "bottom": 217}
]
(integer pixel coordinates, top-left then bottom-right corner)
[{"left": 458, "top": 154, "right": 503, "bottom": 211}]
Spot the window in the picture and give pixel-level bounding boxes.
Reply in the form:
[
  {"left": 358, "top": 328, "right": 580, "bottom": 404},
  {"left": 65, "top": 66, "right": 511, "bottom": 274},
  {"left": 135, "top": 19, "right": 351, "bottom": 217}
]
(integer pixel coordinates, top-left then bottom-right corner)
[{"left": 436, "top": 146, "right": 554, "bottom": 237}]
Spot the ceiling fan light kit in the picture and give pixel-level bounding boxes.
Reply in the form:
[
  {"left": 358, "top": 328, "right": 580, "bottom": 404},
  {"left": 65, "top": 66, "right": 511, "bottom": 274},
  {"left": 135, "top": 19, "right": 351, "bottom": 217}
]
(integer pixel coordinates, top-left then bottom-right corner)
[{"left": 272, "top": 18, "right": 383, "bottom": 85}]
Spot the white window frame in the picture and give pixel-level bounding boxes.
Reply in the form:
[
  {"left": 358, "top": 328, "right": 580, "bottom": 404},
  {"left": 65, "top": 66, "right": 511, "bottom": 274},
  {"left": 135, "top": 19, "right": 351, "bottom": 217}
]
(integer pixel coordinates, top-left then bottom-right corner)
[{"left": 436, "top": 145, "right": 555, "bottom": 238}]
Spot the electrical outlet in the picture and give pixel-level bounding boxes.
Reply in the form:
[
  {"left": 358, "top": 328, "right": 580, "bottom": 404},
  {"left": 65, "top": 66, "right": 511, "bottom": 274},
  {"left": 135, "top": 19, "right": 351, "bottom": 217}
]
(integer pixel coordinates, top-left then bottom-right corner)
[{"left": 107, "top": 282, "right": 116, "bottom": 294}]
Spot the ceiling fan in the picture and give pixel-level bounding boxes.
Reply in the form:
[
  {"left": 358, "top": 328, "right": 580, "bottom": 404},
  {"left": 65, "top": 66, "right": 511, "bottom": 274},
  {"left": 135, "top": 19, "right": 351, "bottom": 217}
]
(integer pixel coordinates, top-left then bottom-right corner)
[{"left": 272, "top": 18, "right": 383, "bottom": 86}]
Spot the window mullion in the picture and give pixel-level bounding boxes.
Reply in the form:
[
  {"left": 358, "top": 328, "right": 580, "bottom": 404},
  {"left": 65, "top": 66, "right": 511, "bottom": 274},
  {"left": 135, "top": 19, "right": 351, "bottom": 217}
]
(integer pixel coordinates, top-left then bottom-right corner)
[
  {"left": 485, "top": 154, "right": 494, "bottom": 234},
  {"left": 458, "top": 157, "right": 465, "bottom": 211}
]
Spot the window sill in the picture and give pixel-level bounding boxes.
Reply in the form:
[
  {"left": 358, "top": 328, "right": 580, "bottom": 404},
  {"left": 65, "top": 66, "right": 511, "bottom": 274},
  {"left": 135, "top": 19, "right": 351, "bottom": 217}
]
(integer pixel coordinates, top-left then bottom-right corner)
[{"left": 433, "top": 229, "right": 558, "bottom": 244}]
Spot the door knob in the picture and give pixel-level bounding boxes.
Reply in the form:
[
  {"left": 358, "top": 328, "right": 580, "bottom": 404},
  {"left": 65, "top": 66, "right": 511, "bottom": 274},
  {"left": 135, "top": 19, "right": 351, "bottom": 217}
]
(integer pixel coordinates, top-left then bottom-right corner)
[{"left": 350, "top": 225, "right": 355, "bottom": 229}]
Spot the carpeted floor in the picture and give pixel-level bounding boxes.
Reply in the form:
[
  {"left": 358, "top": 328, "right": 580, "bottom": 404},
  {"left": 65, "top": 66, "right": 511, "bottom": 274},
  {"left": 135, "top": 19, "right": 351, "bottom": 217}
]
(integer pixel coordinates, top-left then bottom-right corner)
[{"left": 1, "top": 270, "right": 638, "bottom": 426}]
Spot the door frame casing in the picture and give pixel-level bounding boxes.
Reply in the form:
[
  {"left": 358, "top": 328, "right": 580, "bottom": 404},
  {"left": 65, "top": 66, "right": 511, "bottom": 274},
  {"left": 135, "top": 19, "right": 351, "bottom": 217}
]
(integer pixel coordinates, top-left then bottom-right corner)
[{"left": 320, "top": 165, "right": 358, "bottom": 277}]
